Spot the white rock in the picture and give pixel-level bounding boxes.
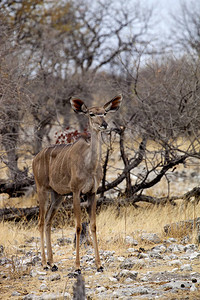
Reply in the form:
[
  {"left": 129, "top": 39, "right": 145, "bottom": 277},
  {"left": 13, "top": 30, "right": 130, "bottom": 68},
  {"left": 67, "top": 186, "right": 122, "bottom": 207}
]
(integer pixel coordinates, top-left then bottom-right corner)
[
  {"left": 184, "top": 244, "right": 198, "bottom": 252},
  {"left": 189, "top": 252, "right": 200, "bottom": 260},
  {"left": 40, "top": 292, "right": 60, "bottom": 299},
  {"left": 167, "top": 238, "right": 177, "bottom": 243},
  {"left": 96, "top": 286, "right": 106, "bottom": 293},
  {"left": 167, "top": 244, "right": 185, "bottom": 253},
  {"left": 12, "top": 291, "right": 21, "bottom": 296},
  {"left": 48, "top": 274, "right": 61, "bottom": 281},
  {"left": 23, "top": 293, "right": 38, "bottom": 300},
  {"left": 127, "top": 247, "right": 136, "bottom": 253},
  {"left": 152, "top": 245, "right": 166, "bottom": 252},
  {"left": 141, "top": 233, "right": 161, "bottom": 244},
  {"left": 37, "top": 270, "right": 47, "bottom": 276},
  {"left": 190, "top": 283, "right": 197, "bottom": 292},
  {"left": 30, "top": 270, "right": 38, "bottom": 277},
  {"left": 117, "top": 256, "right": 125, "bottom": 262},
  {"left": 109, "top": 277, "right": 118, "bottom": 283},
  {"left": 181, "top": 264, "right": 192, "bottom": 271},
  {"left": 119, "top": 269, "right": 138, "bottom": 280},
  {"left": 168, "top": 259, "right": 181, "bottom": 267},
  {"left": 39, "top": 283, "right": 48, "bottom": 292},
  {"left": 171, "top": 268, "right": 179, "bottom": 272},
  {"left": 125, "top": 236, "right": 138, "bottom": 246},
  {"left": 141, "top": 275, "right": 148, "bottom": 282}
]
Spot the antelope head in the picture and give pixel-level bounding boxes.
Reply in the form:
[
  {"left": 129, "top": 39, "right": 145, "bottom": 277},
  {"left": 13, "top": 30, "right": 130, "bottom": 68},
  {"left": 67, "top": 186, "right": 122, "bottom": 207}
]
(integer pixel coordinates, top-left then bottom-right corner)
[{"left": 70, "top": 94, "right": 123, "bottom": 131}]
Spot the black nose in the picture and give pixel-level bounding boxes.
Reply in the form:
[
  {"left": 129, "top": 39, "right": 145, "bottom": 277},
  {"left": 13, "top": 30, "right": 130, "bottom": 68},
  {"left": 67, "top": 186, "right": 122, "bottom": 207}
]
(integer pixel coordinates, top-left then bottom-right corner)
[{"left": 102, "top": 120, "right": 108, "bottom": 129}]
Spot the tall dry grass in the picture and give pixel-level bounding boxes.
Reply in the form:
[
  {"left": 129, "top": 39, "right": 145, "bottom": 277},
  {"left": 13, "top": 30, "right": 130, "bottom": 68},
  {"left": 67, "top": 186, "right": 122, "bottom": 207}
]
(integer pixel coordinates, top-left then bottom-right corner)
[
  {"left": 96, "top": 201, "right": 200, "bottom": 251},
  {"left": 0, "top": 221, "right": 39, "bottom": 255},
  {"left": 0, "top": 200, "right": 199, "bottom": 255}
]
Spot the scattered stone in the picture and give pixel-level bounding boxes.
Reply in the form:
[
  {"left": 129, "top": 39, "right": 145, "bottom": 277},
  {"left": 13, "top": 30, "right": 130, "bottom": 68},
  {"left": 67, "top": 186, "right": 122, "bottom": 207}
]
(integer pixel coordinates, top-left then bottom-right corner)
[
  {"left": 167, "top": 238, "right": 177, "bottom": 243},
  {"left": 151, "top": 244, "right": 167, "bottom": 253},
  {"left": 39, "top": 283, "right": 48, "bottom": 292},
  {"left": 119, "top": 258, "right": 134, "bottom": 270},
  {"left": 100, "top": 250, "right": 115, "bottom": 257},
  {"left": 168, "top": 260, "right": 181, "bottom": 267},
  {"left": 32, "top": 256, "right": 41, "bottom": 265},
  {"left": 0, "top": 257, "right": 7, "bottom": 265},
  {"left": 181, "top": 235, "right": 191, "bottom": 244},
  {"left": 167, "top": 243, "right": 185, "bottom": 253},
  {"left": 149, "top": 252, "right": 163, "bottom": 259},
  {"left": 190, "top": 282, "right": 197, "bottom": 291},
  {"left": 48, "top": 274, "right": 61, "bottom": 281},
  {"left": 141, "top": 232, "right": 161, "bottom": 244},
  {"left": 162, "top": 280, "right": 191, "bottom": 290},
  {"left": 30, "top": 269, "right": 38, "bottom": 277},
  {"left": 2, "top": 228, "right": 200, "bottom": 299},
  {"left": 117, "top": 256, "right": 125, "bottom": 262},
  {"left": 12, "top": 291, "right": 21, "bottom": 296},
  {"left": 189, "top": 251, "right": 200, "bottom": 260},
  {"left": 138, "top": 252, "right": 149, "bottom": 259},
  {"left": 181, "top": 264, "right": 193, "bottom": 271},
  {"left": 127, "top": 247, "right": 136, "bottom": 253},
  {"left": 23, "top": 293, "right": 37, "bottom": 300},
  {"left": 117, "top": 269, "right": 138, "bottom": 280},
  {"left": 109, "top": 276, "right": 118, "bottom": 283},
  {"left": 125, "top": 236, "right": 138, "bottom": 246},
  {"left": 184, "top": 244, "right": 198, "bottom": 252},
  {"left": 57, "top": 237, "right": 72, "bottom": 246},
  {"left": 96, "top": 286, "right": 106, "bottom": 293},
  {"left": 36, "top": 270, "right": 47, "bottom": 276}
]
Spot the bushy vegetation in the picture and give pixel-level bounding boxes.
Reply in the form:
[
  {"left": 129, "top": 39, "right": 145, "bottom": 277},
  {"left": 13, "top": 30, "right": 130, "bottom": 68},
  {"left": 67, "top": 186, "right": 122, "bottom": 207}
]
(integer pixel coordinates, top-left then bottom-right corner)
[{"left": 0, "top": 0, "right": 200, "bottom": 203}]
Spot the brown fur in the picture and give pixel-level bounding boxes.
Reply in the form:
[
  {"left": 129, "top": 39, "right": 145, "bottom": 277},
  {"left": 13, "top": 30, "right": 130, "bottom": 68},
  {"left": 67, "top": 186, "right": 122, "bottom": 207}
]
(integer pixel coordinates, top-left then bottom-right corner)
[{"left": 32, "top": 95, "right": 122, "bottom": 272}]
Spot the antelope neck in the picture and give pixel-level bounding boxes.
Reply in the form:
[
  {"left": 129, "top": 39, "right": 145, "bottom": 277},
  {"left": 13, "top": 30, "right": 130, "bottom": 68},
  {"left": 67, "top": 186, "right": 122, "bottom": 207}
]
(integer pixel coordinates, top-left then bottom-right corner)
[{"left": 88, "top": 128, "right": 102, "bottom": 169}]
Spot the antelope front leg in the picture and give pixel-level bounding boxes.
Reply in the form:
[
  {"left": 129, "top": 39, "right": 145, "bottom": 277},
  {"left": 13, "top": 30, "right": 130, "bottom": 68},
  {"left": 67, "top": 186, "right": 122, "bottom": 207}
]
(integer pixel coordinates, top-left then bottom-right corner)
[
  {"left": 73, "top": 191, "right": 82, "bottom": 273},
  {"left": 88, "top": 193, "right": 103, "bottom": 272}
]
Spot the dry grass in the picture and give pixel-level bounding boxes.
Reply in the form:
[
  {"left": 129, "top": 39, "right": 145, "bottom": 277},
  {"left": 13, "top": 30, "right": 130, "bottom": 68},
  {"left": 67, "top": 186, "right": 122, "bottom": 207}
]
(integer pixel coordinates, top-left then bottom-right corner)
[
  {"left": 0, "top": 200, "right": 199, "bottom": 252},
  {"left": 96, "top": 201, "right": 200, "bottom": 251},
  {"left": 0, "top": 193, "right": 38, "bottom": 209},
  {"left": 0, "top": 221, "right": 39, "bottom": 254},
  {"left": 0, "top": 201, "right": 200, "bottom": 299}
]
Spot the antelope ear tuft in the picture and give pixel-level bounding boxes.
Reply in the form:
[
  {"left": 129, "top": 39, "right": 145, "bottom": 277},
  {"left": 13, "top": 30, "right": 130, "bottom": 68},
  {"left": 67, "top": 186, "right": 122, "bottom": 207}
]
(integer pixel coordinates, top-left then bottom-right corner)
[
  {"left": 70, "top": 98, "right": 88, "bottom": 114},
  {"left": 103, "top": 94, "right": 123, "bottom": 113}
]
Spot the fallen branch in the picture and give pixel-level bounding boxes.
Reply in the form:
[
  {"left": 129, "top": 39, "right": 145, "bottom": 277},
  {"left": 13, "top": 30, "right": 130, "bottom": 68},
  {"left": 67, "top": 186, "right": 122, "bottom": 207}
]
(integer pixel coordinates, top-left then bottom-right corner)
[
  {"left": 0, "top": 206, "right": 39, "bottom": 222},
  {"left": 0, "top": 197, "right": 114, "bottom": 222},
  {"left": 0, "top": 177, "right": 35, "bottom": 197},
  {"left": 1, "top": 186, "right": 200, "bottom": 222}
]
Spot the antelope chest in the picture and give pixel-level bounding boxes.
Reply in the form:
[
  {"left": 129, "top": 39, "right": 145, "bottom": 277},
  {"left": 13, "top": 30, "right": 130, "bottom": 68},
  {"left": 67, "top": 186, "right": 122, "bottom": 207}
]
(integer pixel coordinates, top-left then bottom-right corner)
[{"left": 82, "top": 173, "right": 100, "bottom": 194}]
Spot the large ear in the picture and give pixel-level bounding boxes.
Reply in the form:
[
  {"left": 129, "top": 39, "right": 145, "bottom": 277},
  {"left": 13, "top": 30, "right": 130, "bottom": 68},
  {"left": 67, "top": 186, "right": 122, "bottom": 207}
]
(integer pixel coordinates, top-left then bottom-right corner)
[
  {"left": 70, "top": 98, "right": 88, "bottom": 114},
  {"left": 103, "top": 94, "right": 122, "bottom": 113}
]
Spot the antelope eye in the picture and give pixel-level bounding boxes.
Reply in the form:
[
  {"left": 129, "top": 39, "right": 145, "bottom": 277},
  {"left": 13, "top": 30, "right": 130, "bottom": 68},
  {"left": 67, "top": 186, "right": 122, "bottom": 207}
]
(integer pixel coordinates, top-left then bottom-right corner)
[{"left": 89, "top": 113, "right": 95, "bottom": 117}]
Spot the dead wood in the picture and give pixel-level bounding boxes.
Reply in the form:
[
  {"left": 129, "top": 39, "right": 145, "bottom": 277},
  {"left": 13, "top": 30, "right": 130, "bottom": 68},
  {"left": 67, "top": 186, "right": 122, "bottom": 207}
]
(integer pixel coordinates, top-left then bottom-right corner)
[
  {"left": 1, "top": 186, "right": 200, "bottom": 223},
  {"left": 0, "top": 206, "right": 39, "bottom": 222},
  {"left": 0, "top": 177, "right": 35, "bottom": 198}
]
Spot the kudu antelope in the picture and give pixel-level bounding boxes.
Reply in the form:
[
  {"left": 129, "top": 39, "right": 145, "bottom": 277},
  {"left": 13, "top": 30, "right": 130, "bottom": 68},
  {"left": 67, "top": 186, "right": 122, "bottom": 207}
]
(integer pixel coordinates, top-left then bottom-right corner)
[{"left": 32, "top": 94, "right": 122, "bottom": 273}]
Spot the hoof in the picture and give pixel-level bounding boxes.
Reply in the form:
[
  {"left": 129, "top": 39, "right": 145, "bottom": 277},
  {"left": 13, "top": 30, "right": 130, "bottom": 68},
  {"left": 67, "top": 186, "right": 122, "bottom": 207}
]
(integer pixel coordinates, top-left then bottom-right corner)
[
  {"left": 97, "top": 266, "right": 103, "bottom": 272},
  {"left": 43, "top": 263, "right": 50, "bottom": 271},
  {"left": 51, "top": 264, "right": 58, "bottom": 272}
]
